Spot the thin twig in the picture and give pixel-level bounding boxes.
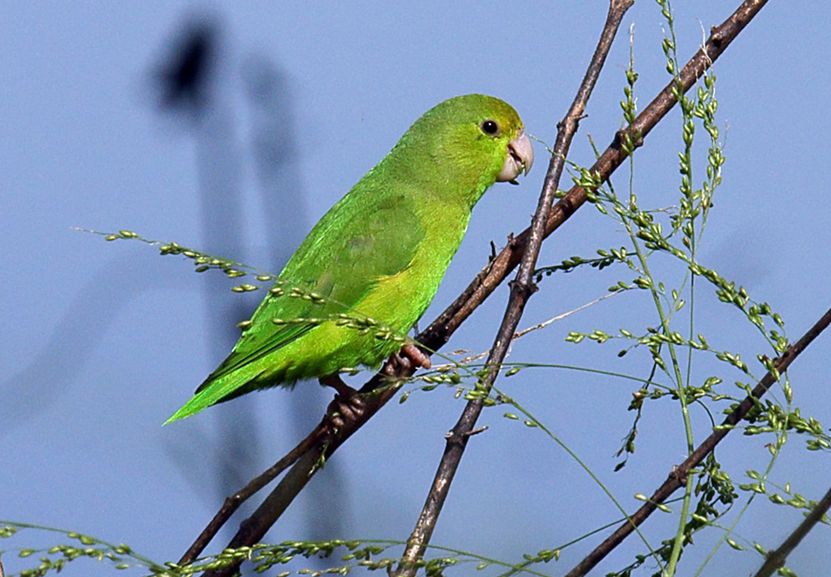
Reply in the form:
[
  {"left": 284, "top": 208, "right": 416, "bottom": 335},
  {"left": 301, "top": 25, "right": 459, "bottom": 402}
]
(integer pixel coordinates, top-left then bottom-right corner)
[
  {"left": 563, "top": 306, "right": 831, "bottom": 577},
  {"left": 186, "top": 0, "right": 769, "bottom": 572},
  {"left": 513, "top": 293, "right": 618, "bottom": 339},
  {"left": 753, "top": 484, "right": 831, "bottom": 577},
  {"left": 393, "top": 1, "right": 633, "bottom": 574},
  {"left": 441, "top": 291, "right": 621, "bottom": 367}
]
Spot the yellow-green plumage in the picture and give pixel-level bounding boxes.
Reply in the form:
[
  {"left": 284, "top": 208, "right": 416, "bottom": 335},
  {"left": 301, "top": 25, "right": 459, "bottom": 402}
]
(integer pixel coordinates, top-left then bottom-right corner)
[{"left": 166, "top": 94, "right": 532, "bottom": 423}]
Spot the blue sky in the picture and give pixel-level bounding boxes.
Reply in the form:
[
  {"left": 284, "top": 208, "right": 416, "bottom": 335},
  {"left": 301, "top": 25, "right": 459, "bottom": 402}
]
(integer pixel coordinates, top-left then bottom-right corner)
[{"left": 2, "top": 2, "right": 830, "bottom": 576}]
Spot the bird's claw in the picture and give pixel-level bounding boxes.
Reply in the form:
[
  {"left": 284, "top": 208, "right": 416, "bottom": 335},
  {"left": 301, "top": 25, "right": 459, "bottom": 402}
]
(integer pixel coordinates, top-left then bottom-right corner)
[
  {"left": 319, "top": 374, "right": 367, "bottom": 432},
  {"left": 320, "top": 374, "right": 356, "bottom": 397},
  {"left": 326, "top": 392, "right": 367, "bottom": 432},
  {"left": 384, "top": 343, "right": 432, "bottom": 376}
]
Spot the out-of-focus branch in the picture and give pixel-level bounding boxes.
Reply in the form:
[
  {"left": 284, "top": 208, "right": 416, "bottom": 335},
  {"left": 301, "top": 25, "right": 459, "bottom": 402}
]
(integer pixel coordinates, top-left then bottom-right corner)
[
  {"left": 564, "top": 306, "right": 831, "bottom": 577},
  {"left": 188, "top": 1, "right": 771, "bottom": 573},
  {"left": 392, "top": 1, "right": 633, "bottom": 574},
  {"left": 753, "top": 484, "right": 831, "bottom": 577}
]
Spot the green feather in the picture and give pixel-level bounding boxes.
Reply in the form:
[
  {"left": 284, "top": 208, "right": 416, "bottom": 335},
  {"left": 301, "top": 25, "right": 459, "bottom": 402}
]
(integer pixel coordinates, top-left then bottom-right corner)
[{"left": 166, "top": 94, "right": 530, "bottom": 423}]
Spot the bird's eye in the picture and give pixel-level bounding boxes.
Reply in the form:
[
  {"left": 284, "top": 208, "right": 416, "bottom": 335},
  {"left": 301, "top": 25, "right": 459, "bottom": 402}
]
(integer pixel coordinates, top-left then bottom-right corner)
[{"left": 480, "top": 119, "right": 500, "bottom": 136}]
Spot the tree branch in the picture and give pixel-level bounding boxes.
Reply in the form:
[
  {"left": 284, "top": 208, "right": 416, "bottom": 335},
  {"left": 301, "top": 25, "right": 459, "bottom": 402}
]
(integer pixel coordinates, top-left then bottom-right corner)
[
  {"left": 186, "top": 1, "right": 771, "bottom": 573},
  {"left": 420, "top": 0, "right": 769, "bottom": 353},
  {"left": 392, "top": 1, "right": 632, "bottom": 574},
  {"left": 199, "top": 371, "right": 404, "bottom": 576},
  {"left": 178, "top": 423, "right": 327, "bottom": 565},
  {"left": 753, "top": 484, "right": 831, "bottom": 577},
  {"left": 563, "top": 306, "right": 831, "bottom": 577}
]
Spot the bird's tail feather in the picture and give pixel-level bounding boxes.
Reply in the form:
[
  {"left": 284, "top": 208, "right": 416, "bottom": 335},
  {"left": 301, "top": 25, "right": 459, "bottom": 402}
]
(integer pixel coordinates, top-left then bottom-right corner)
[{"left": 163, "top": 363, "right": 267, "bottom": 425}]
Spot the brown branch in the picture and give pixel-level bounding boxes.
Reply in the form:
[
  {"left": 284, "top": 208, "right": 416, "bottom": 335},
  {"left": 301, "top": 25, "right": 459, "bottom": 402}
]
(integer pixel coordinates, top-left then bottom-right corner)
[
  {"left": 422, "top": 0, "right": 769, "bottom": 353},
  {"left": 392, "top": 1, "right": 632, "bottom": 574},
  {"left": 178, "top": 423, "right": 327, "bottom": 565},
  {"left": 563, "top": 307, "right": 831, "bottom": 577},
  {"left": 200, "top": 372, "right": 403, "bottom": 577},
  {"left": 185, "top": 0, "right": 771, "bottom": 573},
  {"left": 753, "top": 484, "right": 831, "bottom": 577}
]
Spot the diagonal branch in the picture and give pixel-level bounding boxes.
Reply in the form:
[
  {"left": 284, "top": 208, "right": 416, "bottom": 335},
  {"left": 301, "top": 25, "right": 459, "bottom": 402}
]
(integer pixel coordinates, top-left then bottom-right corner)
[
  {"left": 752, "top": 484, "right": 831, "bottom": 577},
  {"left": 186, "top": 1, "right": 771, "bottom": 573},
  {"left": 199, "top": 372, "right": 404, "bottom": 576},
  {"left": 392, "top": 1, "right": 633, "bottom": 574},
  {"left": 419, "top": 0, "right": 769, "bottom": 354},
  {"left": 564, "top": 306, "right": 831, "bottom": 577},
  {"left": 178, "top": 424, "right": 327, "bottom": 565}
]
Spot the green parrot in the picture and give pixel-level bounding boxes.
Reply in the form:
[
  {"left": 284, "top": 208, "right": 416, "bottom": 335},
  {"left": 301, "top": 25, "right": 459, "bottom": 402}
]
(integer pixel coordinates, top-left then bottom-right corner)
[{"left": 166, "top": 94, "right": 533, "bottom": 423}]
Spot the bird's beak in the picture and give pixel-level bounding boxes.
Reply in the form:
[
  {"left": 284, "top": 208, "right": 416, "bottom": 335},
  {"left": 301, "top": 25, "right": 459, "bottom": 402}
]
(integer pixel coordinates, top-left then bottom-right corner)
[{"left": 496, "top": 129, "right": 534, "bottom": 183}]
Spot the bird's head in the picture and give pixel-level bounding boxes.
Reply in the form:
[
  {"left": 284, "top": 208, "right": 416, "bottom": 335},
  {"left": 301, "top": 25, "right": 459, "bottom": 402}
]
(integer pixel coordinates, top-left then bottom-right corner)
[{"left": 400, "top": 94, "right": 534, "bottom": 200}]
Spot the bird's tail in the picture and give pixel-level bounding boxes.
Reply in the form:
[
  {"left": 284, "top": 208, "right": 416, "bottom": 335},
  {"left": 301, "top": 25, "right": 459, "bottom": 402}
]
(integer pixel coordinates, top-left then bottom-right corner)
[{"left": 163, "top": 362, "right": 267, "bottom": 425}]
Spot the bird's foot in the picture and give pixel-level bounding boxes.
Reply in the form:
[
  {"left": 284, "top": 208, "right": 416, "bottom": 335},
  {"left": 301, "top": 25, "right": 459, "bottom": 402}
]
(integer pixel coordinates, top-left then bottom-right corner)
[
  {"left": 321, "top": 374, "right": 366, "bottom": 432},
  {"left": 326, "top": 393, "right": 367, "bottom": 431},
  {"left": 384, "top": 343, "right": 432, "bottom": 376},
  {"left": 402, "top": 343, "right": 432, "bottom": 369},
  {"left": 320, "top": 374, "right": 356, "bottom": 397}
]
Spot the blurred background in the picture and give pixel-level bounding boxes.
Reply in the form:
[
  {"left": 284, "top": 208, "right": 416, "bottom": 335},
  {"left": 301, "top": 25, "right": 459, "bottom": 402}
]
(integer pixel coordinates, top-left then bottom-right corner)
[{"left": 2, "top": 2, "right": 829, "bottom": 575}]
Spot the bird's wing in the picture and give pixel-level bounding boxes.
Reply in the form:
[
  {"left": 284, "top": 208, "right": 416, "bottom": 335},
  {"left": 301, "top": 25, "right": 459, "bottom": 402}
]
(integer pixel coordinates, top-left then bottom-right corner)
[{"left": 196, "top": 191, "right": 425, "bottom": 391}]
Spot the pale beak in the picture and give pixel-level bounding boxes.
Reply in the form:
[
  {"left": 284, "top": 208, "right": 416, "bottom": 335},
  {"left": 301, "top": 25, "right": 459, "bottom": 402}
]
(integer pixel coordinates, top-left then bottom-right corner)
[{"left": 496, "top": 129, "right": 534, "bottom": 183}]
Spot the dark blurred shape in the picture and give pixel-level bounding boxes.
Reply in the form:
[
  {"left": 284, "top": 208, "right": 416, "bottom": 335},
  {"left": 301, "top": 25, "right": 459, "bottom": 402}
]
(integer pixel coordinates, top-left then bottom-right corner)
[
  {"left": 152, "top": 11, "right": 349, "bottom": 553},
  {"left": 243, "top": 53, "right": 350, "bottom": 546},
  {"left": 242, "top": 55, "right": 309, "bottom": 262},
  {"left": 0, "top": 17, "right": 225, "bottom": 438},
  {"left": 153, "top": 11, "right": 264, "bottom": 535},
  {"left": 155, "top": 17, "right": 219, "bottom": 118}
]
